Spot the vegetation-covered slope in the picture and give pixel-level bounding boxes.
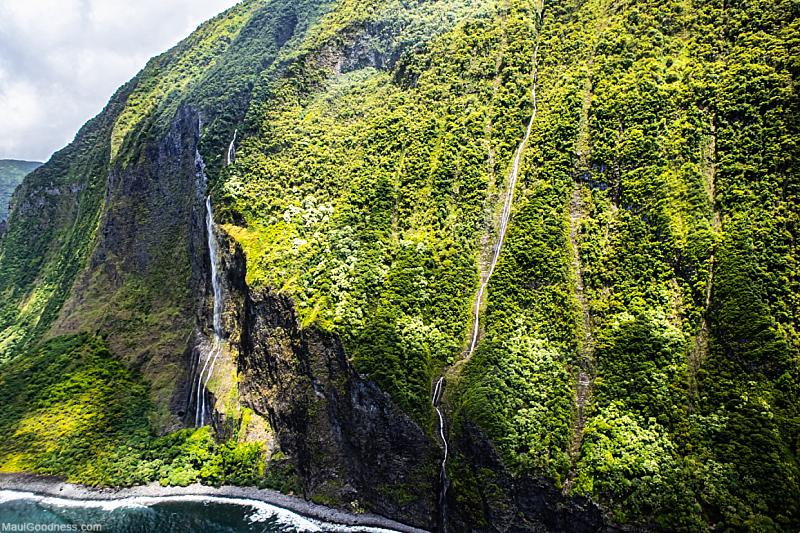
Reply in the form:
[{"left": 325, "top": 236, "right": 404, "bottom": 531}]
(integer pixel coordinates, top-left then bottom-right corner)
[{"left": 0, "top": 0, "right": 797, "bottom": 530}]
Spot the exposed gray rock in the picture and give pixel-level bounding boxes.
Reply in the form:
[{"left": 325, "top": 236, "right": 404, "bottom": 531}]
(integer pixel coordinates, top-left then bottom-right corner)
[{"left": 237, "top": 281, "right": 438, "bottom": 530}]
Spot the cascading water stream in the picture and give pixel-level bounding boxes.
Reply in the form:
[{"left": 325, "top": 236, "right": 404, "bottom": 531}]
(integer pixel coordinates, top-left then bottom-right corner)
[
  {"left": 207, "top": 197, "right": 224, "bottom": 338},
  {"left": 226, "top": 129, "right": 238, "bottom": 167},
  {"left": 195, "top": 196, "right": 224, "bottom": 427},
  {"left": 432, "top": 377, "right": 448, "bottom": 526},
  {"left": 466, "top": 43, "right": 540, "bottom": 361},
  {"left": 430, "top": 7, "right": 543, "bottom": 529}
]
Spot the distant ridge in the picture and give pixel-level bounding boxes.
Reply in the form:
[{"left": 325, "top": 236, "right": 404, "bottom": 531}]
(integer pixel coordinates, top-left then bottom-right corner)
[{"left": 0, "top": 159, "right": 41, "bottom": 224}]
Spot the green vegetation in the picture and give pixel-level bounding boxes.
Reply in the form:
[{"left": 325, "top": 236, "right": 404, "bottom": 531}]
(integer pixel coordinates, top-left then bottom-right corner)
[
  {"left": 0, "top": 334, "right": 149, "bottom": 483},
  {"left": 0, "top": 160, "right": 40, "bottom": 223},
  {"left": 0, "top": 334, "right": 297, "bottom": 491},
  {"left": 0, "top": 93, "right": 122, "bottom": 359},
  {"left": 111, "top": 0, "right": 261, "bottom": 162},
  {"left": 224, "top": 0, "right": 519, "bottom": 423},
  {"left": 485, "top": 0, "right": 800, "bottom": 529}
]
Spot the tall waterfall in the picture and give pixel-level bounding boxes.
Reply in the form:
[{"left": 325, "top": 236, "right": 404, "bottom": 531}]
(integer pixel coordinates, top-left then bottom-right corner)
[
  {"left": 466, "top": 45, "right": 540, "bottom": 359},
  {"left": 206, "top": 197, "right": 223, "bottom": 337},
  {"left": 431, "top": 6, "right": 543, "bottom": 529},
  {"left": 195, "top": 196, "right": 224, "bottom": 427},
  {"left": 226, "top": 129, "right": 238, "bottom": 167}
]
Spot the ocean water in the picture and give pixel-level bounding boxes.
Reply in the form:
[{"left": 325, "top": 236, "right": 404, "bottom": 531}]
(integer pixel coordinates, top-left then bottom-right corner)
[{"left": 0, "top": 491, "right": 399, "bottom": 533}]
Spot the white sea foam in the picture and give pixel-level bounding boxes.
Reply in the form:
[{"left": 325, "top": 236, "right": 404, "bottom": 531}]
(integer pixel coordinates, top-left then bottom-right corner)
[
  {"left": 0, "top": 491, "right": 404, "bottom": 532},
  {"left": 0, "top": 490, "right": 38, "bottom": 504}
]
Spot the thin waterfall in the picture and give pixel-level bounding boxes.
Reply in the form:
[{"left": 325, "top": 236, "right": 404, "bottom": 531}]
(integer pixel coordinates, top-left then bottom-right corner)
[
  {"left": 206, "top": 196, "right": 223, "bottom": 337},
  {"left": 195, "top": 196, "right": 224, "bottom": 427},
  {"left": 431, "top": 6, "right": 543, "bottom": 529},
  {"left": 226, "top": 129, "right": 238, "bottom": 167},
  {"left": 466, "top": 37, "right": 540, "bottom": 360},
  {"left": 432, "top": 377, "right": 448, "bottom": 528}
]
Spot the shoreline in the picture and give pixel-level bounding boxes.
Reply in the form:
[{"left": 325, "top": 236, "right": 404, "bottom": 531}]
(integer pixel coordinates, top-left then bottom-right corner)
[{"left": 0, "top": 473, "right": 428, "bottom": 533}]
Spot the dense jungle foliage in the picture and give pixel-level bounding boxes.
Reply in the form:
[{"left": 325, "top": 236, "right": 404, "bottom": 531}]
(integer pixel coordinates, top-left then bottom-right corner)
[
  {"left": 0, "top": 334, "right": 297, "bottom": 491},
  {"left": 0, "top": 0, "right": 796, "bottom": 530}
]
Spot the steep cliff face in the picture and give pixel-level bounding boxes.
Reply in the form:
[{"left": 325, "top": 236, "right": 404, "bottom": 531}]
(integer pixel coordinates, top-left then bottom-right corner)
[
  {"left": 448, "top": 422, "right": 603, "bottom": 533},
  {"left": 240, "top": 286, "right": 437, "bottom": 527},
  {"left": 53, "top": 105, "right": 207, "bottom": 430},
  {"left": 181, "top": 229, "right": 603, "bottom": 531},
  {"left": 0, "top": 0, "right": 798, "bottom": 531},
  {"left": 0, "top": 77, "right": 135, "bottom": 358}
]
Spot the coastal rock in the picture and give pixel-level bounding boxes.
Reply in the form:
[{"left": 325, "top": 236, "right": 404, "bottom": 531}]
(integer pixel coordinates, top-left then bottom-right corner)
[{"left": 239, "top": 283, "right": 437, "bottom": 529}]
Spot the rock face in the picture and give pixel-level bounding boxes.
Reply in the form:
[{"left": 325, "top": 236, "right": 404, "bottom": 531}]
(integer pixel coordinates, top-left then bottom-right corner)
[
  {"left": 54, "top": 105, "right": 207, "bottom": 431},
  {"left": 448, "top": 421, "right": 604, "bottom": 532},
  {"left": 4, "top": 1, "right": 795, "bottom": 530},
  {"left": 237, "top": 278, "right": 437, "bottom": 528}
]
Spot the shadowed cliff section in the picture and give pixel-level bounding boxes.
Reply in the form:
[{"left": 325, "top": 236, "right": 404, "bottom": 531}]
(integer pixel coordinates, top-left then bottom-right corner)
[
  {"left": 52, "top": 105, "right": 208, "bottom": 431},
  {"left": 239, "top": 282, "right": 437, "bottom": 528},
  {"left": 448, "top": 421, "right": 603, "bottom": 533}
]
